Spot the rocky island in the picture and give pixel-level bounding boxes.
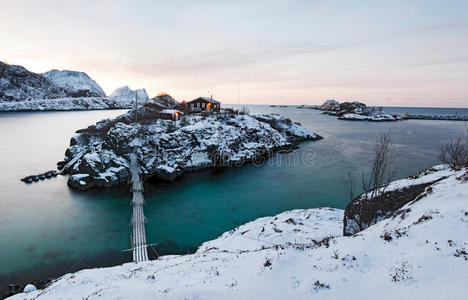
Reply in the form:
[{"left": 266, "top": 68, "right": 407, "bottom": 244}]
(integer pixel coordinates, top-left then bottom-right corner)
[
  {"left": 318, "top": 99, "right": 401, "bottom": 121},
  {"left": 59, "top": 101, "right": 321, "bottom": 190}
]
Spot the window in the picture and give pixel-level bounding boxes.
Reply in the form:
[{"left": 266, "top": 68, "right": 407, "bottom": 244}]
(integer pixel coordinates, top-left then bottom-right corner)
[{"left": 202, "top": 103, "right": 205, "bottom": 108}]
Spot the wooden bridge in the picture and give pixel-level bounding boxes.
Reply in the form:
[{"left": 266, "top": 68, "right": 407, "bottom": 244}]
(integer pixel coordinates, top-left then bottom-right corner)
[{"left": 129, "top": 152, "right": 149, "bottom": 262}]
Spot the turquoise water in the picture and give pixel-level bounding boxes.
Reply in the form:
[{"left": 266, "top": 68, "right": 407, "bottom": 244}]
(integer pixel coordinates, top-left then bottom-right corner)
[{"left": 0, "top": 106, "right": 466, "bottom": 288}]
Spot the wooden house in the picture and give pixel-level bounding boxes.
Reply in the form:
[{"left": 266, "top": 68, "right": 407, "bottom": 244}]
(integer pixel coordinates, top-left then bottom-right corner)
[{"left": 187, "top": 97, "right": 220, "bottom": 113}]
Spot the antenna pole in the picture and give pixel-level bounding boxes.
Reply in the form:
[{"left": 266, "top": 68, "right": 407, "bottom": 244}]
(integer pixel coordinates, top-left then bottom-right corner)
[
  {"left": 135, "top": 90, "right": 138, "bottom": 123},
  {"left": 238, "top": 82, "right": 240, "bottom": 115}
]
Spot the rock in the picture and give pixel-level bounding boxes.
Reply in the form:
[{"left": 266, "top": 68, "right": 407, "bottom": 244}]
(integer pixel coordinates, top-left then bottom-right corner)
[
  {"left": 23, "top": 284, "right": 37, "bottom": 293},
  {"left": 67, "top": 174, "right": 93, "bottom": 190},
  {"left": 337, "top": 101, "right": 372, "bottom": 116},
  {"left": 319, "top": 99, "right": 340, "bottom": 111},
  {"left": 154, "top": 165, "right": 180, "bottom": 182}
]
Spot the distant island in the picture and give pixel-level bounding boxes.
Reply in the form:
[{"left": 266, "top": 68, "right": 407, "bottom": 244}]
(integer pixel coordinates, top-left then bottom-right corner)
[{"left": 298, "top": 100, "right": 468, "bottom": 122}]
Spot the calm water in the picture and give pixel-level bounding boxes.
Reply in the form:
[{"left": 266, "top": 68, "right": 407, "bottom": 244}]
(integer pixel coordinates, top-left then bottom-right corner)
[{"left": 0, "top": 106, "right": 466, "bottom": 289}]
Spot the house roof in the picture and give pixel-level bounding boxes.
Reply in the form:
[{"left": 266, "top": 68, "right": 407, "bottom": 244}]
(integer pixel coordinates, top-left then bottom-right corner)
[
  {"left": 161, "top": 109, "right": 183, "bottom": 115},
  {"left": 188, "top": 97, "right": 221, "bottom": 104}
]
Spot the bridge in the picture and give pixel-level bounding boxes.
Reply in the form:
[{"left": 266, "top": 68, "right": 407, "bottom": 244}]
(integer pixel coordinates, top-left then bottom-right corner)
[{"left": 129, "top": 152, "right": 149, "bottom": 262}]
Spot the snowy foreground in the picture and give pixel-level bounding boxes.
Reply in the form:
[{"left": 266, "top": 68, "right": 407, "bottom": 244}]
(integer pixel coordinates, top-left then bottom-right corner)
[{"left": 10, "top": 166, "right": 468, "bottom": 299}]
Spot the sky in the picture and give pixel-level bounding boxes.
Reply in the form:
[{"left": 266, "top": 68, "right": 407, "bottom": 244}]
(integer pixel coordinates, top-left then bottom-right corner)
[{"left": 1, "top": 0, "right": 468, "bottom": 107}]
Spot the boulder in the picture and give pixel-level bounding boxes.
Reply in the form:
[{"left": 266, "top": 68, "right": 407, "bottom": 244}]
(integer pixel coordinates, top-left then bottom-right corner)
[
  {"left": 67, "top": 174, "right": 93, "bottom": 190},
  {"left": 23, "top": 284, "right": 37, "bottom": 293}
]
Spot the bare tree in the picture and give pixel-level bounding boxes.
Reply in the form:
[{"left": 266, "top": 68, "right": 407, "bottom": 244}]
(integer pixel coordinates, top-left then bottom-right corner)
[
  {"left": 439, "top": 135, "right": 468, "bottom": 170},
  {"left": 362, "top": 132, "right": 395, "bottom": 200},
  {"left": 341, "top": 171, "right": 355, "bottom": 206},
  {"left": 343, "top": 131, "right": 395, "bottom": 231}
]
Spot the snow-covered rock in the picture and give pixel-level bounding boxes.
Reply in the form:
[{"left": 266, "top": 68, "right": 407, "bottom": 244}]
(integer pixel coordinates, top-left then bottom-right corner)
[
  {"left": 317, "top": 99, "right": 402, "bottom": 122},
  {"left": 319, "top": 99, "right": 339, "bottom": 111},
  {"left": 339, "top": 112, "right": 399, "bottom": 122},
  {"left": 22, "top": 284, "right": 37, "bottom": 293},
  {"left": 9, "top": 166, "right": 468, "bottom": 299},
  {"left": 343, "top": 165, "right": 454, "bottom": 235},
  {"left": 42, "top": 69, "right": 106, "bottom": 97},
  {"left": 60, "top": 108, "right": 321, "bottom": 190},
  {"left": 151, "top": 94, "right": 179, "bottom": 108},
  {"left": 110, "top": 86, "right": 149, "bottom": 102}
]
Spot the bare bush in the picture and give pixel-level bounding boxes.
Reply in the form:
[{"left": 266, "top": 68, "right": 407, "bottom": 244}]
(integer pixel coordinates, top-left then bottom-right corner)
[
  {"left": 239, "top": 106, "right": 250, "bottom": 115},
  {"left": 439, "top": 136, "right": 468, "bottom": 170},
  {"left": 341, "top": 171, "right": 356, "bottom": 205}
]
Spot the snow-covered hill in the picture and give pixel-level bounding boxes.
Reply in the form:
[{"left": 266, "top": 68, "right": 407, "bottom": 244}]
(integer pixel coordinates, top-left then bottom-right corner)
[
  {"left": 42, "top": 69, "right": 106, "bottom": 97},
  {"left": 0, "top": 61, "right": 68, "bottom": 102},
  {"left": 10, "top": 166, "right": 468, "bottom": 299},
  {"left": 110, "top": 86, "right": 149, "bottom": 102}
]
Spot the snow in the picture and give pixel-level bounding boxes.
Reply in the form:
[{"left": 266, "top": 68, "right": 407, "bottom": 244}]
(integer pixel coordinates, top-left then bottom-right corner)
[
  {"left": 340, "top": 113, "right": 398, "bottom": 121},
  {"left": 161, "top": 109, "right": 183, "bottom": 115},
  {"left": 157, "top": 165, "right": 176, "bottom": 173},
  {"left": 0, "top": 97, "right": 135, "bottom": 111},
  {"left": 23, "top": 284, "right": 37, "bottom": 293},
  {"left": 10, "top": 166, "right": 468, "bottom": 300},
  {"left": 42, "top": 69, "right": 106, "bottom": 96}
]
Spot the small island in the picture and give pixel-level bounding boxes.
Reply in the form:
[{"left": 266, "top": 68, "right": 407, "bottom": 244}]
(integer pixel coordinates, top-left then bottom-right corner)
[
  {"left": 59, "top": 96, "right": 321, "bottom": 190},
  {"left": 298, "top": 99, "right": 468, "bottom": 122}
]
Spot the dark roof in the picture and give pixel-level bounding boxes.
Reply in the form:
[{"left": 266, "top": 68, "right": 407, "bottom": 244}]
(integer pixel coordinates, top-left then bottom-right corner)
[{"left": 188, "top": 97, "right": 221, "bottom": 104}]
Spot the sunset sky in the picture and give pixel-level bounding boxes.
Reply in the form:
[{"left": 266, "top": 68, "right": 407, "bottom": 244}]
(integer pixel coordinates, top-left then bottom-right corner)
[{"left": 1, "top": 0, "right": 467, "bottom": 107}]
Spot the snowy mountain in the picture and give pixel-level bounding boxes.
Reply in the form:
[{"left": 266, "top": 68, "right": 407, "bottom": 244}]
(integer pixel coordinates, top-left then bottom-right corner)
[
  {"left": 110, "top": 86, "right": 149, "bottom": 102},
  {"left": 10, "top": 165, "right": 468, "bottom": 299},
  {"left": 0, "top": 62, "right": 154, "bottom": 111},
  {"left": 42, "top": 69, "right": 106, "bottom": 97},
  {"left": 0, "top": 61, "right": 68, "bottom": 102}
]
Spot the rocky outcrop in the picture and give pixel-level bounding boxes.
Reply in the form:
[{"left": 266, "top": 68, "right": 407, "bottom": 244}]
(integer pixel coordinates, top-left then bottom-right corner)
[
  {"left": 343, "top": 166, "right": 450, "bottom": 235},
  {"left": 337, "top": 101, "right": 373, "bottom": 116},
  {"left": 318, "top": 99, "right": 401, "bottom": 122},
  {"left": 319, "top": 99, "right": 339, "bottom": 111},
  {"left": 151, "top": 94, "right": 179, "bottom": 108},
  {"left": 60, "top": 107, "right": 321, "bottom": 190}
]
